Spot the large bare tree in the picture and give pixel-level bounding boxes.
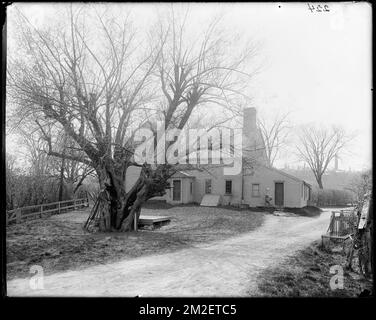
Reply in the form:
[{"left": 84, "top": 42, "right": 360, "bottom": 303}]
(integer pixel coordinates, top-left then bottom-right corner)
[
  {"left": 257, "top": 112, "right": 290, "bottom": 167},
  {"left": 7, "top": 4, "right": 256, "bottom": 231},
  {"left": 297, "top": 125, "right": 352, "bottom": 189}
]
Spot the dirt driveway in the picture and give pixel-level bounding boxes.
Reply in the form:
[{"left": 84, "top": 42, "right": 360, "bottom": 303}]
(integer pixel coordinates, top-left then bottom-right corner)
[{"left": 7, "top": 210, "right": 332, "bottom": 297}]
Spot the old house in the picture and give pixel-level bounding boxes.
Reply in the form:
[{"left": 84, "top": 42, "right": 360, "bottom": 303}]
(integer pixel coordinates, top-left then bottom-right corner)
[{"left": 126, "top": 107, "right": 311, "bottom": 208}]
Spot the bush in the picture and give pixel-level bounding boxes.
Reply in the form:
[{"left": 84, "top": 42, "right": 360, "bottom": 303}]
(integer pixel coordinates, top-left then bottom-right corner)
[
  {"left": 6, "top": 173, "right": 69, "bottom": 210},
  {"left": 310, "top": 188, "right": 355, "bottom": 207}
]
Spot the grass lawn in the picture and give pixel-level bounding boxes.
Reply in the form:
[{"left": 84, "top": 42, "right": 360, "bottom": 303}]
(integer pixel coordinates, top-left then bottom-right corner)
[
  {"left": 254, "top": 240, "right": 373, "bottom": 297},
  {"left": 7, "top": 205, "right": 265, "bottom": 280}
]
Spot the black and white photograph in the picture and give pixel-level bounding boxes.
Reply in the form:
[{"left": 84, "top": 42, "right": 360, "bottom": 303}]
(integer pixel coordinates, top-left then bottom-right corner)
[{"left": 2, "top": 2, "right": 373, "bottom": 302}]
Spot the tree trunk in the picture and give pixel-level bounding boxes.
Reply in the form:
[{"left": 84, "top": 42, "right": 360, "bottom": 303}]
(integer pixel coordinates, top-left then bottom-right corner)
[
  {"left": 90, "top": 163, "right": 172, "bottom": 232},
  {"left": 58, "top": 156, "right": 66, "bottom": 201},
  {"left": 93, "top": 164, "right": 145, "bottom": 232},
  {"left": 317, "top": 175, "right": 324, "bottom": 189}
]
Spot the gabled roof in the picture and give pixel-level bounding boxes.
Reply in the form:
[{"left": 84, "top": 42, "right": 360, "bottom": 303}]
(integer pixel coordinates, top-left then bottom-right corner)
[{"left": 259, "top": 163, "right": 312, "bottom": 186}]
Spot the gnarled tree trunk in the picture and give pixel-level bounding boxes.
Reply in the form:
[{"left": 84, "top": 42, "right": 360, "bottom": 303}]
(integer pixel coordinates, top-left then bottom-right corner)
[{"left": 92, "top": 161, "right": 172, "bottom": 232}]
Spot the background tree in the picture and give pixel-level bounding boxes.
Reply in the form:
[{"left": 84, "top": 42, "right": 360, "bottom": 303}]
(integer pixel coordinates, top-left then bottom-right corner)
[
  {"left": 5, "top": 126, "right": 93, "bottom": 209},
  {"left": 345, "top": 169, "right": 372, "bottom": 203},
  {"left": 296, "top": 125, "right": 353, "bottom": 189},
  {"left": 5, "top": 153, "right": 18, "bottom": 210},
  {"left": 257, "top": 112, "right": 291, "bottom": 167},
  {"left": 7, "top": 5, "right": 257, "bottom": 231}
]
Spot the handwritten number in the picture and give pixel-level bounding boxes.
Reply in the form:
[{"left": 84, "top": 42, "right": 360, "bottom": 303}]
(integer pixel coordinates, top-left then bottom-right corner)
[
  {"left": 307, "top": 3, "right": 315, "bottom": 12},
  {"left": 308, "top": 3, "right": 330, "bottom": 13}
]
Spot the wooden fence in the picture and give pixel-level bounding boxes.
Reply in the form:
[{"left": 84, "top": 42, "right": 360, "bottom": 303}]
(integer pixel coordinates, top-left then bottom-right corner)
[
  {"left": 321, "top": 209, "right": 357, "bottom": 249},
  {"left": 326, "top": 209, "right": 356, "bottom": 237},
  {"left": 6, "top": 197, "right": 89, "bottom": 226}
]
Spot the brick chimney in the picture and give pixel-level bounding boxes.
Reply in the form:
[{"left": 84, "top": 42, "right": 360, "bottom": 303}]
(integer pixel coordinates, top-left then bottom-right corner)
[
  {"left": 242, "top": 107, "right": 268, "bottom": 164},
  {"left": 242, "top": 107, "right": 257, "bottom": 153}
]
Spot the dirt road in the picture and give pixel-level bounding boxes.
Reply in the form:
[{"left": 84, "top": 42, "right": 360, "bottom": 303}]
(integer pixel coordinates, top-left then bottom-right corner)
[{"left": 7, "top": 210, "right": 332, "bottom": 297}]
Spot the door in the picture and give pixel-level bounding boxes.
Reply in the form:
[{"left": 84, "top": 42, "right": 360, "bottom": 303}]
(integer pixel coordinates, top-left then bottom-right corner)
[
  {"left": 172, "top": 180, "right": 181, "bottom": 201},
  {"left": 275, "top": 182, "right": 284, "bottom": 207}
]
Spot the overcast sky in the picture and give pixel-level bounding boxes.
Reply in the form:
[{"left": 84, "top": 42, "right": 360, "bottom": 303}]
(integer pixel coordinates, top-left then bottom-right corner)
[{"left": 6, "top": 2, "right": 372, "bottom": 171}]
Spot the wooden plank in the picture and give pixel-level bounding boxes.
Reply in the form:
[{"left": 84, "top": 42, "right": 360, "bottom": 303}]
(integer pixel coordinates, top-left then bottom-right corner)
[
  {"left": 200, "top": 194, "right": 221, "bottom": 207},
  {"left": 23, "top": 211, "right": 42, "bottom": 217},
  {"left": 138, "top": 215, "right": 171, "bottom": 225},
  {"left": 20, "top": 213, "right": 40, "bottom": 221},
  {"left": 39, "top": 208, "right": 59, "bottom": 214},
  {"left": 139, "top": 215, "right": 171, "bottom": 221},
  {"left": 56, "top": 198, "right": 83, "bottom": 205},
  {"left": 62, "top": 204, "right": 77, "bottom": 209},
  {"left": 41, "top": 206, "right": 58, "bottom": 211},
  {"left": 14, "top": 204, "right": 41, "bottom": 211},
  {"left": 322, "top": 234, "right": 351, "bottom": 240},
  {"left": 61, "top": 201, "right": 75, "bottom": 207},
  {"left": 327, "top": 212, "right": 335, "bottom": 233}
]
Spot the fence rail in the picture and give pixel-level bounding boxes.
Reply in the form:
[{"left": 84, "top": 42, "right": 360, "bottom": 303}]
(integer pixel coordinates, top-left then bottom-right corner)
[{"left": 6, "top": 197, "right": 89, "bottom": 226}]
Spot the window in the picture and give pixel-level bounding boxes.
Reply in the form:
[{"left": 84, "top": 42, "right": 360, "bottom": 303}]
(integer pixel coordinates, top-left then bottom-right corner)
[
  {"left": 252, "top": 184, "right": 260, "bottom": 197},
  {"left": 225, "top": 180, "right": 232, "bottom": 194},
  {"left": 205, "top": 179, "right": 212, "bottom": 194}
]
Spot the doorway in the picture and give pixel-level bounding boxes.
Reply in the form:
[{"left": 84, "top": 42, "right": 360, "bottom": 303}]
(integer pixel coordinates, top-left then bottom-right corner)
[
  {"left": 275, "top": 182, "right": 284, "bottom": 207},
  {"left": 172, "top": 180, "right": 181, "bottom": 201}
]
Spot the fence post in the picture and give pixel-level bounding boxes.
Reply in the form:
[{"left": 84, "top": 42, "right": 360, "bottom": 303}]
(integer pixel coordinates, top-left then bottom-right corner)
[
  {"left": 40, "top": 204, "right": 43, "bottom": 218},
  {"left": 16, "top": 208, "right": 22, "bottom": 223},
  {"left": 58, "top": 202, "right": 61, "bottom": 214}
]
